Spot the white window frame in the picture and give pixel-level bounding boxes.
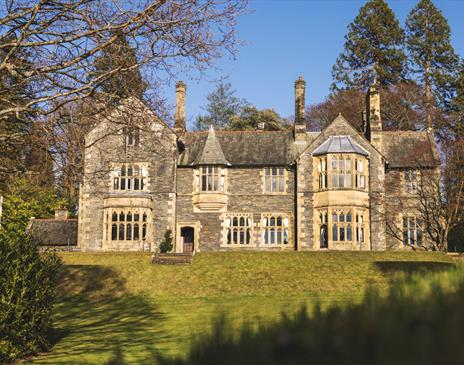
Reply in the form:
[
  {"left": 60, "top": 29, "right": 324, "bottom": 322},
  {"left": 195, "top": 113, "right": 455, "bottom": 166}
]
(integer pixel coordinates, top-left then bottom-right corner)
[{"left": 223, "top": 213, "right": 253, "bottom": 246}]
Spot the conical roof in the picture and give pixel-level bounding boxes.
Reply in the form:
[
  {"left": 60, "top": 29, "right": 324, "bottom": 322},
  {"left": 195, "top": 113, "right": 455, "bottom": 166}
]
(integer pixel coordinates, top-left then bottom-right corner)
[
  {"left": 312, "top": 135, "right": 369, "bottom": 156},
  {"left": 191, "top": 125, "right": 231, "bottom": 166}
]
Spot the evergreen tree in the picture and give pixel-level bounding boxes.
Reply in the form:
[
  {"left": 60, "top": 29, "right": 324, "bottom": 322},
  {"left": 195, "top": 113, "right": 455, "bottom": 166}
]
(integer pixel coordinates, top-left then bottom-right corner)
[
  {"left": 159, "top": 229, "right": 173, "bottom": 253},
  {"left": 450, "top": 62, "right": 464, "bottom": 137},
  {"left": 332, "top": 0, "right": 406, "bottom": 90},
  {"left": 93, "top": 32, "right": 147, "bottom": 101},
  {"left": 195, "top": 82, "right": 248, "bottom": 130},
  {"left": 406, "top": 0, "right": 459, "bottom": 129},
  {"left": 0, "top": 39, "right": 34, "bottom": 191}
]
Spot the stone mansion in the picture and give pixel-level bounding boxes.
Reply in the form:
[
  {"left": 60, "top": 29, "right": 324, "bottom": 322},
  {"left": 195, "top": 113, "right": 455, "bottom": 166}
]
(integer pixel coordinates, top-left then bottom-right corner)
[{"left": 77, "top": 77, "right": 438, "bottom": 252}]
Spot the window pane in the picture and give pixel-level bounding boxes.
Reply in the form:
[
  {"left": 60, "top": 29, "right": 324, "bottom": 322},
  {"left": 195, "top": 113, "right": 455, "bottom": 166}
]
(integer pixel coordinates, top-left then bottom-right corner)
[
  {"left": 202, "top": 175, "right": 207, "bottom": 191},
  {"left": 277, "top": 229, "right": 282, "bottom": 243},
  {"left": 233, "top": 230, "right": 238, "bottom": 244},
  {"left": 213, "top": 175, "right": 219, "bottom": 191},
  {"left": 339, "top": 174, "right": 344, "bottom": 188},
  {"left": 119, "top": 212, "right": 125, "bottom": 222},
  {"left": 346, "top": 212, "right": 352, "bottom": 222},
  {"left": 126, "top": 224, "right": 132, "bottom": 240},
  {"left": 340, "top": 227, "right": 345, "bottom": 241},
  {"left": 227, "top": 229, "right": 231, "bottom": 244},
  {"left": 134, "top": 178, "right": 139, "bottom": 190},
  {"left": 332, "top": 213, "right": 338, "bottom": 223},
  {"left": 207, "top": 175, "right": 212, "bottom": 191},
  {"left": 332, "top": 174, "right": 337, "bottom": 188},
  {"left": 143, "top": 213, "right": 147, "bottom": 222},
  {"left": 339, "top": 158, "right": 344, "bottom": 170},
  {"left": 360, "top": 176, "right": 365, "bottom": 188},
  {"left": 277, "top": 217, "right": 282, "bottom": 226},
  {"left": 246, "top": 229, "right": 251, "bottom": 244},
  {"left": 142, "top": 224, "right": 147, "bottom": 239},
  {"left": 112, "top": 224, "right": 117, "bottom": 240},
  {"left": 340, "top": 212, "right": 345, "bottom": 222},
  {"left": 119, "top": 224, "right": 124, "bottom": 240},
  {"left": 284, "top": 229, "right": 289, "bottom": 244},
  {"left": 239, "top": 217, "right": 245, "bottom": 226},
  {"left": 264, "top": 229, "right": 268, "bottom": 244},
  {"left": 270, "top": 229, "right": 275, "bottom": 244},
  {"left": 279, "top": 177, "right": 285, "bottom": 192},
  {"left": 347, "top": 225, "right": 352, "bottom": 241},
  {"left": 346, "top": 159, "right": 351, "bottom": 170},
  {"left": 239, "top": 230, "right": 245, "bottom": 244},
  {"left": 121, "top": 178, "right": 126, "bottom": 190},
  {"left": 134, "top": 224, "right": 139, "bottom": 240},
  {"left": 265, "top": 176, "right": 271, "bottom": 192},
  {"left": 272, "top": 176, "right": 277, "bottom": 192},
  {"left": 113, "top": 178, "right": 119, "bottom": 190},
  {"left": 345, "top": 173, "right": 352, "bottom": 188},
  {"left": 112, "top": 212, "right": 118, "bottom": 222},
  {"left": 270, "top": 217, "right": 276, "bottom": 226},
  {"left": 332, "top": 225, "right": 338, "bottom": 241},
  {"left": 127, "top": 212, "right": 132, "bottom": 221}
]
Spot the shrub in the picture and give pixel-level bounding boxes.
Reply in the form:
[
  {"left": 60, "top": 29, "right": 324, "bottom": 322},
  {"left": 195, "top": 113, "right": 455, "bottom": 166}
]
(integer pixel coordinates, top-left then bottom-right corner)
[
  {"left": 159, "top": 229, "right": 173, "bottom": 253},
  {"left": 0, "top": 225, "right": 61, "bottom": 363}
]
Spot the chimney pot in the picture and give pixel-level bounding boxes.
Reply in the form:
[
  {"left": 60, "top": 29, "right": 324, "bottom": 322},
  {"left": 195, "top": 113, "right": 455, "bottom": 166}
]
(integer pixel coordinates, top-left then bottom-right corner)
[{"left": 294, "top": 76, "right": 307, "bottom": 142}]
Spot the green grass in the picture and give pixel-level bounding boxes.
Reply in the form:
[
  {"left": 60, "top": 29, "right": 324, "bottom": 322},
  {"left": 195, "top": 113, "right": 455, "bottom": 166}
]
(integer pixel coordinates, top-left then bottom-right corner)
[{"left": 27, "top": 251, "right": 455, "bottom": 364}]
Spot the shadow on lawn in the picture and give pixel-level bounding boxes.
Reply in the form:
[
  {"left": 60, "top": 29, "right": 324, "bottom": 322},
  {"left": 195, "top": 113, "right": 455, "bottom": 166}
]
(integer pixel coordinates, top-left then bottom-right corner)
[
  {"left": 40, "top": 265, "right": 167, "bottom": 364},
  {"left": 374, "top": 260, "right": 454, "bottom": 278}
]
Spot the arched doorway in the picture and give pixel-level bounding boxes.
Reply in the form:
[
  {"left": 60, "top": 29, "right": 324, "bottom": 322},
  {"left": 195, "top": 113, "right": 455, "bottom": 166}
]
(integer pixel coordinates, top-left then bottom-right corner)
[
  {"left": 181, "top": 226, "right": 195, "bottom": 253},
  {"left": 320, "top": 224, "right": 328, "bottom": 249}
]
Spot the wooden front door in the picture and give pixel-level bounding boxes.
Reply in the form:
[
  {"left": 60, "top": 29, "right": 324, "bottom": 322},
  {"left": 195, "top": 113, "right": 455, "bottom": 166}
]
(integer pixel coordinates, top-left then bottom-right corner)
[{"left": 181, "top": 227, "right": 195, "bottom": 253}]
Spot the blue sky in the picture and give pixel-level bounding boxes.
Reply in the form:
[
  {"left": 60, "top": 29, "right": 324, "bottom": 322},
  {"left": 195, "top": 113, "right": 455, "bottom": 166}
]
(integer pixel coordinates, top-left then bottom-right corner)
[{"left": 164, "top": 0, "right": 464, "bottom": 129}]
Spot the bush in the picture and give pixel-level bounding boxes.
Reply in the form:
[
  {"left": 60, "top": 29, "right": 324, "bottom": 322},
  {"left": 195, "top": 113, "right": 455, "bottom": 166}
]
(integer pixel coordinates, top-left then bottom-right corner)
[
  {"left": 159, "top": 229, "right": 173, "bottom": 253},
  {"left": 167, "top": 266, "right": 464, "bottom": 365},
  {"left": 0, "top": 225, "right": 61, "bottom": 363}
]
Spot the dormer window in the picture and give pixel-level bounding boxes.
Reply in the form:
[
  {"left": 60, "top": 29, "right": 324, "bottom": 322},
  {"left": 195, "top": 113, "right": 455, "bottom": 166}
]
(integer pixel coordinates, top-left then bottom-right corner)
[
  {"left": 125, "top": 128, "right": 140, "bottom": 147},
  {"left": 113, "top": 164, "right": 147, "bottom": 191}
]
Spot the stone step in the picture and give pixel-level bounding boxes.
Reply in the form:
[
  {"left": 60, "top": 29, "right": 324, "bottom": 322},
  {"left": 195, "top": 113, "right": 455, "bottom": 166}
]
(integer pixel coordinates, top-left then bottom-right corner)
[{"left": 152, "top": 253, "right": 194, "bottom": 265}]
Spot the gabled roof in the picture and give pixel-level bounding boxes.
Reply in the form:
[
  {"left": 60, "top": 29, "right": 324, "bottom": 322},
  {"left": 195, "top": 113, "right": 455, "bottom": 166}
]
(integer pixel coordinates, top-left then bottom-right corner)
[
  {"left": 381, "top": 131, "right": 439, "bottom": 168},
  {"left": 178, "top": 129, "right": 319, "bottom": 166},
  {"left": 191, "top": 125, "right": 230, "bottom": 166},
  {"left": 312, "top": 135, "right": 369, "bottom": 156}
]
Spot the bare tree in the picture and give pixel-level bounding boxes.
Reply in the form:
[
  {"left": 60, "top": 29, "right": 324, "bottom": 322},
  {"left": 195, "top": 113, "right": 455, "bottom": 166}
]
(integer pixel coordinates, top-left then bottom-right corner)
[
  {"left": 1, "top": 0, "right": 248, "bottom": 191},
  {"left": 385, "top": 140, "right": 464, "bottom": 251},
  {"left": 1, "top": 0, "right": 247, "bottom": 119}
]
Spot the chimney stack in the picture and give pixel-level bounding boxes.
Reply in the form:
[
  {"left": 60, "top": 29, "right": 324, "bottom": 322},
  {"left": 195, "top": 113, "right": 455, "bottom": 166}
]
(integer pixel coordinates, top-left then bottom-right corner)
[
  {"left": 294, "top": 76, "right": 306, "bottom": 143},
  {"left": 174, "top": 81, "right": 186, "bottom": 134},
  {"left": 365, "top": 83, "right": 382, "bottom": 152}
]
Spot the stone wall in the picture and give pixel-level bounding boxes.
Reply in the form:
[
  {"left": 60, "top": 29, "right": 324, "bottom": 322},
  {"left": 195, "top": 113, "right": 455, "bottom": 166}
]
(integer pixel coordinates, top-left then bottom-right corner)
[{"left": 176, "top": 166, "right": 295, "bottom": 251}]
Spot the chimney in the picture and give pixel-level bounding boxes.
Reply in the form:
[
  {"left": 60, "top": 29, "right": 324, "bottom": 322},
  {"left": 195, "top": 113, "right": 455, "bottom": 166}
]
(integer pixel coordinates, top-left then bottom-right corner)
[
  {"left": 294, "top": 76, "right": 306, "bottom": 143},
  {"left": 365, "top": 83, "right": 382, "bottom": 152},
  {"left": 174, "top": 81, "right": 186, "bottom": 134},
  {"left": 55, "top": 208, "right": 68, "bottom": 220}
]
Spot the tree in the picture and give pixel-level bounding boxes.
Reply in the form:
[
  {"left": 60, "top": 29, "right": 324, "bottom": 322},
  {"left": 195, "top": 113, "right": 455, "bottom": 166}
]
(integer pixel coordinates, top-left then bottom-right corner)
[
  {"left": 229, "top": 106, "right": 288, "bottom": 131},
  {"left": 159, "top": 229, "right": 173, "bottom": 253},
  {"left": 332, "top": 0, "right": 406, "bottom": 90},
  {"left": 405, "top": 0, "right": 459, "bottom": 129},
  {"left": 195, "top": 82, "right": 248, "bottom": 130},
  {"left": 0, "top": 1, "right": 247, "bottom": 122},
  {"left": 449, "top": 62, "right": 464, "bottom": 137},
  {"left": 92, "top": 32, "right": 147, "bottom": 102},
  {"left": 308, "top": 83, "right": 424, "bottom": 132},
  {"left": 0, "top": 179, "right": 62, "bottom": 363}
]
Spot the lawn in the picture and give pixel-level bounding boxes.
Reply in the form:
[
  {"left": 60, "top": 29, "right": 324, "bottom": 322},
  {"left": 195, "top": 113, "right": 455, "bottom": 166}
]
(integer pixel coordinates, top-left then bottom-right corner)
[{"left": 28, "top": 251, "right": 455, "bottom": 364}]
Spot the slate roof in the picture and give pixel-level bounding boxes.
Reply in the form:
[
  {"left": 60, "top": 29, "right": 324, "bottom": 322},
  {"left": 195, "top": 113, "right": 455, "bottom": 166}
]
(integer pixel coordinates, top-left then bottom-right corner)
[
  {"left": 178, "top": 127, "right": 437, "bottom": 168},
  {"left": 28, "top": 219, "right": 78, "bottom": 246},
  {"left": 381, "top": 131, "right": 439, "bottom": 168},
  {"left": 312, "top": 135, "right": 369, "bottom": 156},
  {"left": 179, "top": 129, "right": 319, "bottom": 166},
  {"left": 191, "top": 125, "right": 230, "bottom": 166}
]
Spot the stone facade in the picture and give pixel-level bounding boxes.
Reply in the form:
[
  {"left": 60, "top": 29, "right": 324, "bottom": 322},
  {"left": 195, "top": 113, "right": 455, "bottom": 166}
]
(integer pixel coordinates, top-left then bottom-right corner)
[{"left": 77, "top": 79, "right": 439, "bottom": 252}]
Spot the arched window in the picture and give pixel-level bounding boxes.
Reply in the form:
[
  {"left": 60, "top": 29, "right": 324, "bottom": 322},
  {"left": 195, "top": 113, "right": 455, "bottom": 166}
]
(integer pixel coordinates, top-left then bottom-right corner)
[
  {"left": 331, "top": 209, "right": 354, "bottom": 242},
  {"left": 108, "top": 210, "right": 149, "bottom": 242},
  {"left": 262, "top": 214, "right": 289, "bottom": 245},
  {"left": 225, "top": 214, "right": 253, "bottom": 245},
  {"left": 356, "top": 212, "right": 365, "bottom": 243}
]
